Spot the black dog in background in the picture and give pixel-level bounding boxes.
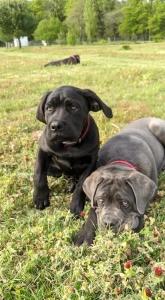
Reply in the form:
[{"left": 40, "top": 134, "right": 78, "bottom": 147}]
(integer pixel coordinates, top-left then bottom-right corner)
[
  {"left": 33, "top": 86, "right": 112, "bottom": 215},
  {"left": 44, "top": 55, "right": 80, "bottom": 67}
]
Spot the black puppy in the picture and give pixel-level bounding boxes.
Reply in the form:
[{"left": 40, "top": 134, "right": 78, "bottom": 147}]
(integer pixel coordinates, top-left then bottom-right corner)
[
  {"left": 44, "top": 55, "right": 80, "bottom": 67},
  {"left": 33, "top": 86, "right": 112, "bottom": 215}
]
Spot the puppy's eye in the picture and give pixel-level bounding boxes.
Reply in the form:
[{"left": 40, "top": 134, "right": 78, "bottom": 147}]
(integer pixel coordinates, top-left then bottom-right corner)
[
  {"left": 47, "top": 107, "right": 55, "bottom": 112},
  {"left": 65, "top": 100, "right": 78, "bottom": 112},
  {"left": 98, "top": 198, "right": 104, "bottom": 206},
  {"left": 68, "top": 104, "right": 78, "bottom": 112},
  {"left": 121, "top": 200, "right": 130, "bottom": 208},
  {"left": 71, "top": 105, "right": 77, "bottom": 111}
]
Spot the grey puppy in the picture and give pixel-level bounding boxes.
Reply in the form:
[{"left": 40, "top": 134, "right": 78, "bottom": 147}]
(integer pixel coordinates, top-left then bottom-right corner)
[{"left": 74, "top": 117, "right": 165, "bottom": 245}]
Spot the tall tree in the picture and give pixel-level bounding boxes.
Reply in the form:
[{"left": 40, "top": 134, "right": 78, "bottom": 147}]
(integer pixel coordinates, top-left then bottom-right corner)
[
  {"left": 30, "top": 0, "right": 45, "bottom": 22},
  {"left": 96, "top": 0, "right": 116, "bottom": 37},
  {"left": 30, "top": 0, "right": 66, "bottom": 22},
  {"left": 0, "top": 0, "right": 36, "bottom": 48},
  {"left": 84, "top": 0, "right": 99, "bottom": 42},
  {"left": 148, "top": 0, "right": 165, "bottom": 40},
  {"left": 97, "top": 0, "right": 115, "bottom": 12},
  {"left": 43, "top": 0, "right": 66, "bottom": 21},
  {"left": 119, "top": 0, "right": 149, "bottom": 40},
  {"left": 65, "top": 0, "right": 85, "bottom": 43},
  {"left": 104, "top": 9, "right": 123, "bottom": 40}
]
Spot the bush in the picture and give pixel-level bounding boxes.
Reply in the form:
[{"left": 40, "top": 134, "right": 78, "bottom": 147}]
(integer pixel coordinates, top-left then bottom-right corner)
[
  {"left": 34, "top": 17, "right": 61, "bottom": 44},
  {"left": 122, "top": 44, "right": 131, "bottom": 50}
]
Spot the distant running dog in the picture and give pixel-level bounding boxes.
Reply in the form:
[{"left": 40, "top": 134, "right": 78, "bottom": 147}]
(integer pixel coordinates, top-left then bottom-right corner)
[
  {"left": 44, "top": 55, "right": 80, "bottom": 67},
  {"left": 33, "top": 85, "right": 112, "bottom": 215},
  {"left": 74, "top": 117, "right": 165, "bottom": 245}
]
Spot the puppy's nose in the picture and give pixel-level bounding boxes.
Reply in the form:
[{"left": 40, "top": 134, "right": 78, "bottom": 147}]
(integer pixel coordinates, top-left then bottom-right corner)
[
  {"left": 105, "top": 221, "right": 115, "bottom": 227},
  {"left": 104, "top": 218, "right": 116, "bottom": 228},
  {"left": 50, "top": 121, "right": 63, "bottom": 131}
]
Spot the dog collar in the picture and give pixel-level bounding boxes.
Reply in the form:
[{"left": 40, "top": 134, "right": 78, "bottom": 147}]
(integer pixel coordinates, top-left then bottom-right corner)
[
  {"left": 78, "top": 115, "right": 90, "bottom": 143},
  {"left": 109, "top": 160, "right": 138, "bottom": 170},
  {"left": 71, "top": 55, "right": 78, "bottom": 63},
  {"left": 62, "top": 115, "right": 90, "bottom": 146}
]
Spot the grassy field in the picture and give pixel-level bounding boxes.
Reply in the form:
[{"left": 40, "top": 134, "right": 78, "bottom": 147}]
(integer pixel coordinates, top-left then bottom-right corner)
[{"left": 0, "top": 42, "right": 165, "bottom": 300}]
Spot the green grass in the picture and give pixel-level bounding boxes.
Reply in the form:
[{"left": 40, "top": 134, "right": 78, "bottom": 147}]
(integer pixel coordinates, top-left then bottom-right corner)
[{"left": 0, "top": 43, "right": 165, "bottom": 300}]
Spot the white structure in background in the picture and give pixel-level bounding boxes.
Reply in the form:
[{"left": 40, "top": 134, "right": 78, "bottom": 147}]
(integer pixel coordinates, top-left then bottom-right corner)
[
  {"left": 42, "top": 40, "right": 47, "bottom": 46},
  {"left": 13, "top": 36, "right": 29, "bottom": 47}
]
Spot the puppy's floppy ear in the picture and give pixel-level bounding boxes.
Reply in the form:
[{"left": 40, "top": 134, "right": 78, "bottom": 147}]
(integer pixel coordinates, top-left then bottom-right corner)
[
  {"left": 81, "top": 89, "right": 113, "bottom": 118},
  {"left": 36, "top": 91, "right": 52, "bottom": 123},
  {"left": 126, "top": 171, "right": 157, "bottom": 215},
  {"left": 83, "top": 170, "right": 104, "bottom": 207}
]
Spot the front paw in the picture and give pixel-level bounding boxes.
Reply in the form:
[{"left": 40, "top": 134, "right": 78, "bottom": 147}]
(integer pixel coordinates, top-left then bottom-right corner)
[
  {"left": 70, "top": 193, "right": 85, "bottom": 216},
  {"left": 73, "top": 229, "right": 94, "bottom": 246},
  {"left": 70, "top": 200, "right": 84, "bottom": 216},
  {"left": 33, "top": 188, "right": 50, "bottom": 210}
]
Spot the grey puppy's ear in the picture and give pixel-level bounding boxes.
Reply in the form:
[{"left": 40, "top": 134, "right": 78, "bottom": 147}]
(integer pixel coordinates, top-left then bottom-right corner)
[
  {"left": 126, "top": 171, "right": 157, "bottom": 215},
  {"left": 83, "top": 170, "right": 104, "bottom": 207},
  {"left": 36, "top": 91, "right": 52, "bottom": 123},
  {"left": 81, "top": 89, "right": 113, "bottom": 118}
]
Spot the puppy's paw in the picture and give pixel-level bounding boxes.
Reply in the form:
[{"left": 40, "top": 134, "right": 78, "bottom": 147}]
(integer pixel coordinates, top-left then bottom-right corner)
[
  {"left": 70, "top": 206, "right": 80, "bottom": 216},
  {"left": 33, "top": 189, "right": 50, "bottom": 210},
  {"left": 70, "top": 196, "right": 85, "bottom": 216},
  {"left": 73, "top": 230, "right": 94, "bottom": 246},
  {"left": 70, "top": 203, "right": 83, "bottom": 217}
]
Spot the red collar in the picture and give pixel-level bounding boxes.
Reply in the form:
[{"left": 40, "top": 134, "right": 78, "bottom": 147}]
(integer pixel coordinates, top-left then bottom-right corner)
[
  {"left": 109, "top": 160, "right": 138, "bottom": 170},
  {"left": 63, "top": 115, "right": 90, "bottom": 146},
  {"left": 71, "top": 55, "right": 78, "bottom": 62},
  {"left": 78, "top": 115, "right": 90, "bottom": 143}
]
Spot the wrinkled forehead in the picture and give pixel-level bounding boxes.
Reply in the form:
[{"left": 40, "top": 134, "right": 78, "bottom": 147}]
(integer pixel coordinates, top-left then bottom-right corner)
[
  {"left": 47, "top": 87, "right": 85, "bottom": 105},
  {"left": 95, "top": 177, "right": 132, "bottom": 199}
]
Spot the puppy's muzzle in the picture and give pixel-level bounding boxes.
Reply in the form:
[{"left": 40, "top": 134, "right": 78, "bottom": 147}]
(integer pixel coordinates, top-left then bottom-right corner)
[
  {"left": 50, "top": 121, "right": 64, "bottom": 132},
  {"left": 102, "top": 214, "right": 118, "bottom": 229}
]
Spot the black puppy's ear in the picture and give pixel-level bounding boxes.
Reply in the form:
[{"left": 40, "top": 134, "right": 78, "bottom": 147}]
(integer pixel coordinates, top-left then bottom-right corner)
[
  {"left": 127, "top": 171, "right": 157, "bottom": 215},
  {"left": 81, "top": 89, "right": 113, "bottom": 118},
  {"left": 36, "top": 91, "right": 52, "bottom": 123}
]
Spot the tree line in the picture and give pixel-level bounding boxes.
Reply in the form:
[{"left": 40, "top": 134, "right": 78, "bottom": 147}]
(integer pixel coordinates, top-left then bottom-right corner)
[{"left": 0, "top": 0, "right": 165, "bottom": 47}]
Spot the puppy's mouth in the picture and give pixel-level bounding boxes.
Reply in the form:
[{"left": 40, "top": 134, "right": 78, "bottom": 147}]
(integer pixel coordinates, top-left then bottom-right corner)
[
  {"left": 98, "top": 213, "right": 142, "bottom": 233},
  {"left": 48, "top": 131, "right": 77, "bottom": 144}
]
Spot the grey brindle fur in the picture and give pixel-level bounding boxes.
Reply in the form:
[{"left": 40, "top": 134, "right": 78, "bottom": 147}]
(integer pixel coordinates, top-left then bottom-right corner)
[
  {"left": 74, "top": 117, "right": 165, "bottom": 245},
  {"left": 33, "top": 86, "right": 112, "bottom": 215}
]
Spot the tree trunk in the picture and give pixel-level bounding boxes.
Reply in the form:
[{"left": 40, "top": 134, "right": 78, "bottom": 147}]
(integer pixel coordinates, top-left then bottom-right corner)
[{"left": 18, "top": 37, "right": 22, "bottom": 48}]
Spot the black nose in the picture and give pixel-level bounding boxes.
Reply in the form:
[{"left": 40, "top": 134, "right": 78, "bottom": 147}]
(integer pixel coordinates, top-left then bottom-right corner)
[
  {"left": 104, "top": 220, "right": 116, "bottom": 228},
  {"left": 50, "top": 121, "right": 63, "bottom": 131}
]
